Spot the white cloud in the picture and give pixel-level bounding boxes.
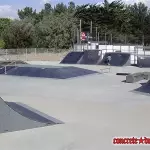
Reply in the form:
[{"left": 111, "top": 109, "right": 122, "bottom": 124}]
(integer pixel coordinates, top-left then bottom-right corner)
[
  {"left": 40, "top": 0, "right": 50, "bottom": 5},
  {"left": 0, "top": 5, "right": 18, "bottom": 19},
  {"left": 109, "top": 0, "right": 150, "bottom": 6},
  {"left": 125, "top": 0, "right": 150, "bottom": 6}
]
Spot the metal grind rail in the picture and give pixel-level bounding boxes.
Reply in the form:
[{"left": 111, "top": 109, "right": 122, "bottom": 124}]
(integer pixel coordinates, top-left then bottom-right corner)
[{"left": 0, "top": 61, "right": 17, "bottom": 74}]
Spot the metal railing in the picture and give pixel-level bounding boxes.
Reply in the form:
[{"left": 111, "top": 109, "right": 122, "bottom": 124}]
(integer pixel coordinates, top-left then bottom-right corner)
[{"left": 0, "top": 61, "right": 17, "bottom": 75}]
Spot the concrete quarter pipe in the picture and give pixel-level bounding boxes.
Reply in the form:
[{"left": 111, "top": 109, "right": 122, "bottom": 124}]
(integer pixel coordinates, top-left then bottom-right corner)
[
  {"left": 0, "top": 97, "right": 60, "bottom": 134},
  {"left": 99, "top": 52, "right": 131, "bottom": 66},
  {"left": 137, "top": 56, "right": 150, "bottom": 67},
  {"left": 78, "top": 50, "right": 102, "bottom": 65},
  {"left": 60, "top": 51, "right": 84, "bottom": 64}
]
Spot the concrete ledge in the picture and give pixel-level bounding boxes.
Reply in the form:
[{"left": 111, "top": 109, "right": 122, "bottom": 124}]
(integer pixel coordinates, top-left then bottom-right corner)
[{"left": 126, "top": 72, "right": 150, "bottom": 83}]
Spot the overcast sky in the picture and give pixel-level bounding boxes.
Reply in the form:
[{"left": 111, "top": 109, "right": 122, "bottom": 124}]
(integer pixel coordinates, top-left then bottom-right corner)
[{"left": 0, "top": 0, "right": 149, "bottom": 19}]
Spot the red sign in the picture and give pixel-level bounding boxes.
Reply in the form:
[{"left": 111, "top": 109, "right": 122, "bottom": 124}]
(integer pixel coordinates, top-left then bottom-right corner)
[{"left": 81, "top": 32, "right": 86, "bottom": 40}]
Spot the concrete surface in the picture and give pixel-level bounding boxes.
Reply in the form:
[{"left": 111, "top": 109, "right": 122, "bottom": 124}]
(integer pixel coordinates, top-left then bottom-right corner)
[{"left": 0, "top": 61, "right": 150, "bottom": 150}]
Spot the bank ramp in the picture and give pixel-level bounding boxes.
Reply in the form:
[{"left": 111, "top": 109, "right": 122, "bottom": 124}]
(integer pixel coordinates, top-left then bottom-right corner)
[
  {"left": 78, "top": 50, "right": 102, "bottom": 65},
  {"left": 0, "top": 97, "right": 62, "bottom": 134},
  {"left": 60, "top": 51, "right": 84, "bottom": 64},
  {"left": 99, "top": 52, "right": 131, "bottom": 66},
  {"left": 133, "top": 80, "right": 150, "bottom": 95}
]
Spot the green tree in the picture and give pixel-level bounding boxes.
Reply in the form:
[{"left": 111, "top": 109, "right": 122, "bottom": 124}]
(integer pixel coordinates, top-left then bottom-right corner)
[
  {"left": 0, "top": 39, "right": 5, "bottom": 48},
  {"left": 54, "top": 3, "right": 67, "bottom": 14},
  {"left": 0, "top": 18, "right": 11, "bottom": 37},
  {"left": 40, "top": 3, "right": 53, "bottom": 16},
  {"left": 127, "top": 2, "right": 150, "bottom": 44},
  {"left": 18, "top": 7, "right": 37, "bottom": 20},
  {"left": 74, "top": 1, "right": 129, "bottom": 32},
  {"left": 2, "top": 20, "right": 35, "bottom": 48},
  {"left": 35, "top": 13, "right": 76, "bottom": 49},
  {"left": 68, "top": 1, "right": 76, "bottom": 13},
  {"left": 2, "top": 0, "right": 150, "bottom": 48}
]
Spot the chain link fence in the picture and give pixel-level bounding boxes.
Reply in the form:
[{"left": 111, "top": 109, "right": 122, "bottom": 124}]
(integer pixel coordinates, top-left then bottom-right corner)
[
  {"left": 75, "top": 28, "right": 150, "bottom": 46},
  {"left": 0, "top": 48, "right": 70, "bottom": 61},
  {"left": 1, "top": 34, "right": 150, "bottom": 62}
]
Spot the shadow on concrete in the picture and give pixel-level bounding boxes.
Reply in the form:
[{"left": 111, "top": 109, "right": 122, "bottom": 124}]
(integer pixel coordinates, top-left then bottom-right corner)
[
  {"left": 132, "top": 81, "right": 150, "bottom": 95},
  {"left": 6, "top": 102, "right": 63, "bottom": 124}
]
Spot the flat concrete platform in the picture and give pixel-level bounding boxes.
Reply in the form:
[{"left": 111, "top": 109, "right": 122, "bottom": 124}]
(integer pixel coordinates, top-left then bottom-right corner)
[{"left": 0, "top": 61, "right": 150, "bottom": 150}]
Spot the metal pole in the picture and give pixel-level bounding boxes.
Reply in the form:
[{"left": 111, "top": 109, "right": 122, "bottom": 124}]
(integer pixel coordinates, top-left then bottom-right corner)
[
  {"left": 90, "top": 21, "right": 92, "bottom": 42},
  {"left": 90, "top": 21, "right": 92, "bottom": 34},
  {"left": 110, "top": 34, "right": 112, "bottom": 45},
  {"left": 77, "top": 28, "right": 79, "bottom": 44},
  {"left": 125, "top": 35, "right": 127, "bottom": 45},
  {"left": 96, "top": 27, "right": 97, "bottom": 41},
  {"left": 105, "top": 33, "right": 107, "bottom": 52},
  {"left": 35, "top": 48, "right": 36, "bottom": 56},
  {"left": 105, "top": 33, "right": 107, "bottom": 44},
  {"left": 98, "top": 32, "right": 99, "bottom": 43},
  {"left": 73, "top": 28, "right": 75, "bottom": 51},
  {"left": 26, "top": 48, "right": 27, "bottom": 61},
  {"left": 16, "top": 49, "right": 19, "bottom": 60},
  {"left": 142, "top": 35, "right": 145, "bottom": 56},
  {"left": 6, "top": 49, "right": 8, "bottom": 60},
  {"left": 79, "top": 19, "right": 82, "bottom": 45},
  {"left": 137, "top": 45, "right": 139, "bottom": 57}
]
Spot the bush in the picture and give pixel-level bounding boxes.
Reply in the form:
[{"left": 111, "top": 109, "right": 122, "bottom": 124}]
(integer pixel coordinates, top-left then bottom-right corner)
[{"left": 0, "top": 40, "right": 5, "bottom": 48}]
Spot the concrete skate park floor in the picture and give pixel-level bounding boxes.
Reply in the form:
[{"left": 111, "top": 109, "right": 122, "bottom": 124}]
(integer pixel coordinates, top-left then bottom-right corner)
[{"left": 0, "top": 61, "right": 150, "bottom": 150}]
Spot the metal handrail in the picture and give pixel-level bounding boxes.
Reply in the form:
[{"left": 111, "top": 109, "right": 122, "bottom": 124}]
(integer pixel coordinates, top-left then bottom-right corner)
[{"left": 0, "top": 61, "right": 17, "bottom": 74}]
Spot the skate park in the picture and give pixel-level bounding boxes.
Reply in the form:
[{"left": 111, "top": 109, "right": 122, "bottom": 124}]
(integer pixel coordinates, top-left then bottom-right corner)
[
  {"left": 0, "top": 46, "right": 150, "bottom": 150},
  {"left": 1, "top": 0, "right": 150, "bottom": 148}
]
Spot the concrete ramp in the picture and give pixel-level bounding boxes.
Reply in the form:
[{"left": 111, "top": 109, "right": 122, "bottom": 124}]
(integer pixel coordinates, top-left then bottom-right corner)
[
  {"left": 99, "top": 52, "right": 131, "bottom": 66},
  {"left": 78, "top": 50, "right": 102, "bottom": 65},
  {"left": 137, "top": 56, "right": 150, "bottom": 67},
  {"left": 5, "top": 66, "right": 98, "bottom": 79},
  {"left": 0, "top": 97, "right": 61, "bottom": 134},
  {"left": 133, "top": 80, "right": 150, "bottom": 95},
  {"left": 60, "top": 51, "right": 84, "bottom": 64}
]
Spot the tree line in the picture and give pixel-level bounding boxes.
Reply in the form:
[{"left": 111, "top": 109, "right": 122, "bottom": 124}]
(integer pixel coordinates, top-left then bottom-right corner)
[{"left": 0, "top": 0, "right": 150, "bottom": 49}]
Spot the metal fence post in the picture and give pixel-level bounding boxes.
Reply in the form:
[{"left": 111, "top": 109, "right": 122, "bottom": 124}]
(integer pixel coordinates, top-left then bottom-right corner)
[
  {"left": 144, "top": 46, "right": 145, "bottom": 56},
  {"left": 134, "top": 46, "right": 136, "bottom": 65},
  {"left": 35, "top": 48, "right": 36, "bottom": 56},
  {"left": 137, "top": 45, "right": 139, "bottom": 57},
  {"left": 17, "top": 49, "right": 19, "bottom": 60},
  {"left": 26, "top": 48, "right": 27, "bottom": 61},
  {"left": 6, "top": 49, "right": 7, "bottom": 60}
]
